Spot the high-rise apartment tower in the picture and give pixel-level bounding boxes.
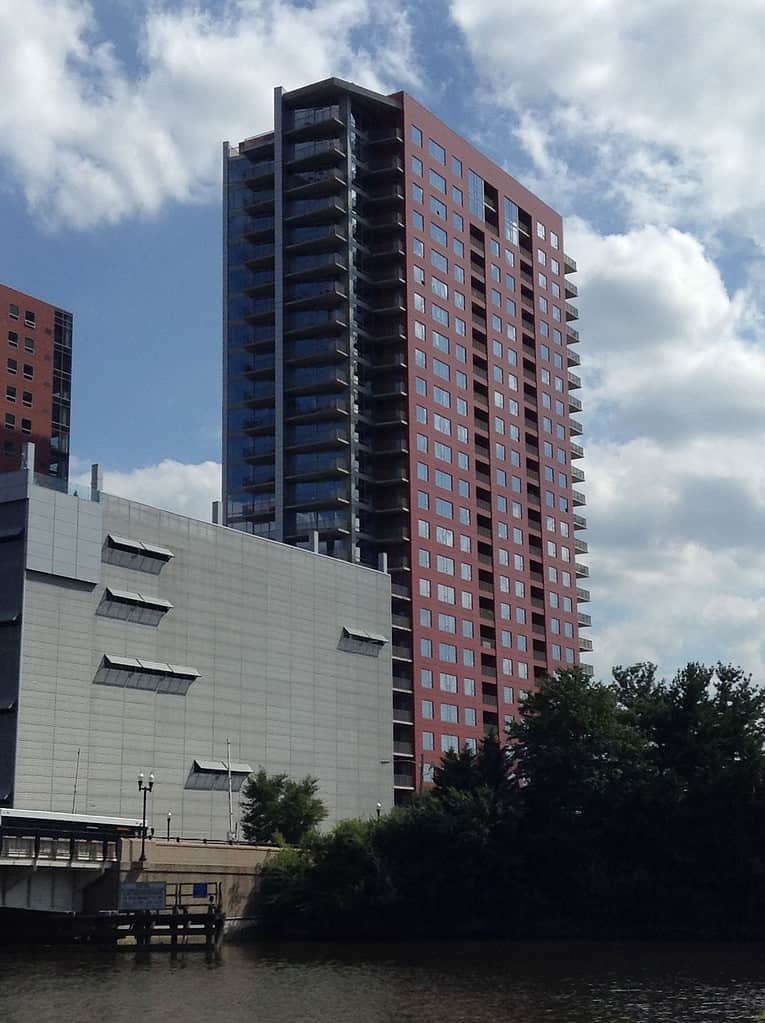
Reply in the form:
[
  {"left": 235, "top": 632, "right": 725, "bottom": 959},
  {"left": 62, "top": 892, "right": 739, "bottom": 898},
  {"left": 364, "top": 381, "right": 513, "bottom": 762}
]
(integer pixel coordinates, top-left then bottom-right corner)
[
  {"left": 223, "top": 79, "right": 591, "bottom": 803},
  {"left": 1, "top": 283, "right": 72, "bottom": 482}
]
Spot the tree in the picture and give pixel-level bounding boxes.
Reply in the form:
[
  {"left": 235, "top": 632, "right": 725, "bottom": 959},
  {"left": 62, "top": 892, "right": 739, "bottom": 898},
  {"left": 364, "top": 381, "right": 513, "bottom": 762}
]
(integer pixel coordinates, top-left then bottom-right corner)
[{"left": 240, "top": 768, "right": 327, "bottom": 845}]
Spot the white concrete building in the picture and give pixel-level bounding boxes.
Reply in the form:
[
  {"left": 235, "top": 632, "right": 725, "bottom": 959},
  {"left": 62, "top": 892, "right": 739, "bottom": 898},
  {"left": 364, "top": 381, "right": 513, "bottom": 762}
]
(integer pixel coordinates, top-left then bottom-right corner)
[{"left": 0, "top": 446, "right": 393, "bottom": 839}]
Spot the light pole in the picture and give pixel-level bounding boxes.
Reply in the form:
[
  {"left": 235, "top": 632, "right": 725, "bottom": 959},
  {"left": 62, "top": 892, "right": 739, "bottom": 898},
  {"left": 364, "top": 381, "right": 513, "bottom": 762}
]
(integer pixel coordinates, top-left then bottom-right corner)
[
  {"left": 166, "top": 811, "right": 172, "bottom": 841},
  {"left": 376, "top": 802, "right": 382, "bottom": 820},
  {"left": 137, "top": 772, "right": 154, "bottom": 863}
]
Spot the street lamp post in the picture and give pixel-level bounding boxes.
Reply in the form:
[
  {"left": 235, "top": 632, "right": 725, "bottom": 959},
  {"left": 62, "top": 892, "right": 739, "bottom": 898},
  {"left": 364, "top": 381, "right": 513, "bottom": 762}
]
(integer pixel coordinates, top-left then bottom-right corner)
[
  {"left": 137, "top": 772, "right": 154, "bottom": 863},
  {"left": 376, "top": 802, "right": 382, "bottom": 820},
  {"left": 166, "top": 811, "right": 172, "bottom": 841}
]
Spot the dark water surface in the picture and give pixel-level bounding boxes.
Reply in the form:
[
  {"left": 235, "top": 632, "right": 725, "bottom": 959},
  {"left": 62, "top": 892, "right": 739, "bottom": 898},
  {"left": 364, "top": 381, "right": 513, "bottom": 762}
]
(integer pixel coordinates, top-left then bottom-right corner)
[{"left": 1, "top": 940, "right": 765, "bottom": 1022}]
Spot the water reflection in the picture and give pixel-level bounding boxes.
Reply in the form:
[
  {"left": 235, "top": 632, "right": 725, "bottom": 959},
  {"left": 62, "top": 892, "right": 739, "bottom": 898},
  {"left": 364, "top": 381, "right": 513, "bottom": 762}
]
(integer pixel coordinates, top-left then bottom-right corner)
[{"left": 1, "top": 940, "right": 764, "bottom": 1023}]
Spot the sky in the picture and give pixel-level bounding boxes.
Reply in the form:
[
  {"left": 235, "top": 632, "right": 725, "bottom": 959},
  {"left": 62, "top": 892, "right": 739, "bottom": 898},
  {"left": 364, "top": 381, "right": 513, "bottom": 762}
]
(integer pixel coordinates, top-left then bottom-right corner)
[{"left": 1, "top": 0, "right": 765, "bottom": 682}]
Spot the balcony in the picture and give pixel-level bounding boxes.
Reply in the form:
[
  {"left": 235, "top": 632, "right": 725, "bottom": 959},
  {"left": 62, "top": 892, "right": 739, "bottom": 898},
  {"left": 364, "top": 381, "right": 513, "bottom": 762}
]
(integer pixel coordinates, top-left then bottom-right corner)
[
  {"left": 393, "top": 774, "right": 416, "bottom": 790},
  {"left": 569, "top": 395, "right": 583, "bottom": 413},
  {"left": 391, "top": 645, "right": 413, "bottom": 662},
  {"left": 285, "top": 196, "right": 346, "bottom": 226},
  {"left": 563, "top": 253, "right": 577, "bottom": 274},
  {"left": 577, "top": 587, "right": 591, "bottom": 603},
  {"left": 573, "top": 513, "right": 587, "bottom": 530},
  {"left": 286, "top": 138, "right": 345, "bottom": 169},
  {"left": 567, "top": 324, "right": 580, "bottom": 344},
  {"left": 284, "top": 169, "right": 346, "bottom": 199},
  {"left": 568, "top": 371, "right": 581, "bottom": 389},
  {"left": 571, "top": 441, "right": 584, "bottom": 459},
  {"left": 570, "top": 418, "right": 583, "bottom": 436},
  {"left": 285, "top": 395, "right": 348, "bottom": 424},
  {"left": 571, "top": 466, "right": 586, "bottom": 484},
  {"left": 581, "top": 663, "right": 594, "bottom": 677},
  {"left": 579, "top": 637, "right": 593, "bottom": 652},
  {"left": 568, "top": 349, "right": 581, "bottom": 367},
  {"left": 578, "top": 612, "right": 592, "bottom": 628},
  {"left": 565, "top": 280, "right": 578, "bottom": 299},
  {"left": 576, "top": 562, "right": 589, "bottom": 578},
  {"left": 394, "top": 740, "right": 414, "bottom": 757},
  {"left": 572, "top": 489, "right": 586, "bottom": 507},
  {"left": 575, "top": 537, "right": 588, "bottom": 555}
]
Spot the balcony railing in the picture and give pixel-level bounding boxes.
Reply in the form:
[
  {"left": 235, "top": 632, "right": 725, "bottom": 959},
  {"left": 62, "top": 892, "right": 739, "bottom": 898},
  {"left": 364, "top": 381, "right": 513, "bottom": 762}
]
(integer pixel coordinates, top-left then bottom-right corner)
[{"left": 563, "top": 253, "right": 577, "bottom": 274}]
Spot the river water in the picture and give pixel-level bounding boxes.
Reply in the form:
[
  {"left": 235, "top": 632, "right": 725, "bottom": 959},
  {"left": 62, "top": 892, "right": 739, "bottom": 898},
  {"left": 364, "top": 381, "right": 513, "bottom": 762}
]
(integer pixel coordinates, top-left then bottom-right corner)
[{"left": 1, "top": 940, "right": 764, "bottom": 1022}]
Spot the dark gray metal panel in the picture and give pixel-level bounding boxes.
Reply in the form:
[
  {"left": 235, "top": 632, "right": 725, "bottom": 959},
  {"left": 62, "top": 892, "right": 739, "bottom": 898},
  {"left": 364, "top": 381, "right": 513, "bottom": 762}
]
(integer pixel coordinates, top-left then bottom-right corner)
[
  {"left": 273, "top": 87, "right": 285, "bottom": 542},
  {"left": 0, "top": 498, "right": 28, "bottom": 805},
  {"left": 221, "top": 141, "right": 231, "bottom": 525},
  {"left": 343, "top": 94, "right": 359, "bottom": 563}
]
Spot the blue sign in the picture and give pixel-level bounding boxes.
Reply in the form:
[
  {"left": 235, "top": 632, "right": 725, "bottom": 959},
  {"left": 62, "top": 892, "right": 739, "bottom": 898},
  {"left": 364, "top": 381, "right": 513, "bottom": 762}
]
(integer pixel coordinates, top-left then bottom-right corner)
[{"left": 192, "top": 882, "right": 209, "bottom": 898}]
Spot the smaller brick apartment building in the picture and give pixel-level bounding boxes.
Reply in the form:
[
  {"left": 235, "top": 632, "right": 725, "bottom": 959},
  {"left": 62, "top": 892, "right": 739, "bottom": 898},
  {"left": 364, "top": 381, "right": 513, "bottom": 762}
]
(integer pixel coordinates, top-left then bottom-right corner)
[{"left": 0, "top": 283, "right": 72, "bottom": 483}]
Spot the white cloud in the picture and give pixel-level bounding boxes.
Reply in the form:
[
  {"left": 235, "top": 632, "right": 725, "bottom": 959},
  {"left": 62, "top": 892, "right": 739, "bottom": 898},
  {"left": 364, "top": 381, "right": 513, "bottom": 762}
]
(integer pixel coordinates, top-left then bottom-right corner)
[
  {"left": 77, "top": 459, "right": 221, "bottom": 521},
  {"left": 0, "top": 0, "right": 418, "bottom": 229},
  {"left": 568, "top": 223, "right": 765, "bottom": 679},
  {"left": 450, "top": 0, "right": 765, "bottom": 245}
]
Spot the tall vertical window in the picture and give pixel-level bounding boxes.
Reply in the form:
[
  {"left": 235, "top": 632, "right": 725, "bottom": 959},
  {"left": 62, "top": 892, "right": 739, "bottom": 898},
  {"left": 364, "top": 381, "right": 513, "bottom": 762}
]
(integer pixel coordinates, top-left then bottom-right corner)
[
  {"left": 468, "top": 171, "right": 484, "bottom": 221},
  {"left": 504, "top": 198, "right": 519, "bottom": 245}
]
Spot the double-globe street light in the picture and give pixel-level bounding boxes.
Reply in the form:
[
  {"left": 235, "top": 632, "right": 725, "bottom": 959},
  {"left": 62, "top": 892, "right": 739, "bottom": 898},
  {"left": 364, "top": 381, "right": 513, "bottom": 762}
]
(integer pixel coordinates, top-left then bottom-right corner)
[{"left": 137, "top": 772, "right": 154, "bottom": 863}]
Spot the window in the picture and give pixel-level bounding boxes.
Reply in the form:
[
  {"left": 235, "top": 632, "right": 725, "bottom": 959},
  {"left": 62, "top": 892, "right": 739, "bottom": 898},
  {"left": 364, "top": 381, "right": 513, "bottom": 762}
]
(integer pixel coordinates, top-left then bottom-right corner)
[
  {"left": 7, "top": 359, "right": 16, "bottom": 375},
  {"left": 6, "top": 386, "right": 16, "bottom": 403},
  {"left": 440, "top": 672, "right": 458, "bottom": 692},
  {"left": 464, "top": 707, "right": 476, "bottom": 726},
  {"left": 441, "top": 704, "right": 458, "bottom": 723},
  {"left": 413, "top": 238, "right": 424, "bottom": 257},
  {"left": 422, "top": 700, "right": 434, "bottom": 720},
  {"left": 4, "top": 413, "right": 15, "bottom": 429},
  {"left": 468, "top": 170, "right": 484, "bottom": 220},
  {"left": 430, "top": 223, "right": 447, "bottom": 247},
  {"left": 452, "top": 185, "right": 463, "bottom": 205},
  {"left": 503, "top": 198, "right": 519, "bottom": 244},
  {"left": 412, "top": 183, "right": 424, "bottom": 203},
  {"left": 23, "top": 364, "right": 33, "bottom": 380},
  {"left": 433, "top": 386, "right": 450, "bottom": 408},
  {"left": 422, "top": 731, "right": 434, "bottom": 750},
  {"left": 7, "top": 331, "right": 18, "bottom": 347},
  {"left": 412, "top": 155, "right": 423, "bottom": 175},
  {"left": 429, "top": 169, "right": 447, "bottom": 194},
  {"left": 430, "top": 195, "right": 447, "bottom": 220},
  {"left": 412, "top": 125, "right": 423, "bottom": 146},
  {"left": 22, "top": 391, "right": 31, "bottom": 408},
  {"left": 429, "top": 138, "right": 446, "bottom": 164},
  {"left": 24, "top": 337, "right": 34, "bottom": 353},
  {"left": 413, "top": 211, "right": 424, "bottom": 230},
  {"left": 439, "top": 643, "right": 457, "bottom": 662},
  {"left": 437, "top": 554, "right": 455, "bottom": 575},
  {"left": 8, "top": 304, "right": 19, "bottom": 320},
  {"left": 431, "top": 277, "right": 448, "bottom": 300},
  {"left": 452, "top": 156, "right": 462, "bottom": 177},
  {"left": 537, "top": 222, "right": 546, "bottom": 239},
  {"left": 437, "top": 583, "right": 455, "bottom": 604},
  {"left": 431, "top": 250, "right": 448, "bottom": 272},
  {"left": 441, "top": 734, "right": 458, "bottom": 753},
  {"left": 435, "top": 469, "right": 452, "bottom": 490},
  {"left": 550, "top": 231, "right": 559, "bottom": 250}
]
